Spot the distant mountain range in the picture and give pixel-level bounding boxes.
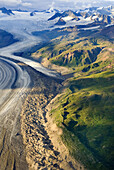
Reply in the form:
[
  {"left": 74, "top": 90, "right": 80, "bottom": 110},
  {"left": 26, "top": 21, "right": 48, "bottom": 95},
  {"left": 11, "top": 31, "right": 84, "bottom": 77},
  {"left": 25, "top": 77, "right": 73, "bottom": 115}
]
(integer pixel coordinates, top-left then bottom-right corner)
[
  {"left": 0, "top": 6, "right": 60, "bottom": 16},
  {"left": 14, "top": 9, "right": 28, "bottom": 12},
  {"left": 0, "top": 6, "right": 113, "bottom": 28},
  {"left": 48, "top": 6, "right": 114, "bottom": 26}
]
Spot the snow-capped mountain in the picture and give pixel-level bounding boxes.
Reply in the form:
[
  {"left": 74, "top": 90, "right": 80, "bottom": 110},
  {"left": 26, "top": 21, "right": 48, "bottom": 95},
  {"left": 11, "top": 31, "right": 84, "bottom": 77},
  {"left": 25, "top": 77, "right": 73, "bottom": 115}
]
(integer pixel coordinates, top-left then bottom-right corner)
[
  {"left": 45, "top": 7, "right": 60, "bottom": 13},
  {"left": 79, "top": 5, "right": 114, "bottom": 15},
  {"left": 48, "top": 6, "right": 114, "bottom": 26},
  {"left": 48, "top": 10, "right": 80, "bottom": 22}
]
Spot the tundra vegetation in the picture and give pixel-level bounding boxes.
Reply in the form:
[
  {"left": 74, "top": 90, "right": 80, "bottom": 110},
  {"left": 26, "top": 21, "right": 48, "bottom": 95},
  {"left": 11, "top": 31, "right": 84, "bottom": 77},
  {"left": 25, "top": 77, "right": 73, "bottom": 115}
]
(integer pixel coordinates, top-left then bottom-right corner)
[{"left": 31, "top": 25, "right": 114, "bottom": 170}]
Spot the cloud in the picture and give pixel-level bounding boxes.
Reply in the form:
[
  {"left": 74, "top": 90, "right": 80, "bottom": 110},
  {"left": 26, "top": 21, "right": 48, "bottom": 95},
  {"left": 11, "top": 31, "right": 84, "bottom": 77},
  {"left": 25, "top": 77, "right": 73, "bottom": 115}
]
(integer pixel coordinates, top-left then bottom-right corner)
[
  {"left": 0, "top": 0, "right": 22, "bottom": 5},
  {"left": 0, "top": 0, "right": 31, "bottom": 7},
  {"left": 22, "top": 2, "right": 31, "bottom": 6},
  {"left": 49, "top": 1, "right": 55, "bottom": 8},
  {"left": 0, "top": 0, "right": 113, "bottom": 10}
]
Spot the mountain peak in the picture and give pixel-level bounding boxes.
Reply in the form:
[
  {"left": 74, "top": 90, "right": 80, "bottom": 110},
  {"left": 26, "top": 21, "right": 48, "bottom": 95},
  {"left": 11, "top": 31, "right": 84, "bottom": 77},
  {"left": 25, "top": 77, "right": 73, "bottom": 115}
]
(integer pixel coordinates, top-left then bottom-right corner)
[
  {"left": 55, "top": 18, "right": 66, "bottom": 25},
  {"left": 46, "top": 8, "right": 60, "bottom": 13}
]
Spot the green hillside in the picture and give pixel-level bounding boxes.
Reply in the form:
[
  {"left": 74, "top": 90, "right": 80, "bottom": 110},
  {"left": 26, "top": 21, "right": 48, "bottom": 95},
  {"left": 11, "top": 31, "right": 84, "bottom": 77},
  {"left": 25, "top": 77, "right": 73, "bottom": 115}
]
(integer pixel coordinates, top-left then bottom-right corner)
[
  {"left": 32, "top": 28, "right": 113, "bottom": 72},
  {"left": 50, "top": 70, "right": 114, "bottom": 170},
  {"left": 32, "top": 26, "right": 114, "bottom": 170}
]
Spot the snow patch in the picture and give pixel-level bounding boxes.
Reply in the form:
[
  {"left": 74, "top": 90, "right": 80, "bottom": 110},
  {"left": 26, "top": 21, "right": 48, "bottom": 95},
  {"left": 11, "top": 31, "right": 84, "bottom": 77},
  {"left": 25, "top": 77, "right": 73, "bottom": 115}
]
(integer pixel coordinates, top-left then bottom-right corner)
[
  {"left": 81, "top": 26, "right": 100, "bottom": 31},
  {"left": 99, "top": 17, "right": 103, "bottom": 21},
  {"left": 62, "top": 16, "right": 73, "bottom": 21},
  {"left": 92, "top": 16, "right": 98, "bottom": 20}
]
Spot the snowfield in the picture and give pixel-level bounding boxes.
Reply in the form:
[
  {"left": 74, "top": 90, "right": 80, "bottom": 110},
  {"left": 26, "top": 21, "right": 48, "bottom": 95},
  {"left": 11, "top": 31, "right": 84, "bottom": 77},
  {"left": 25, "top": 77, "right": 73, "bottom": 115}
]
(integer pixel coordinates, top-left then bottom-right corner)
[{"left": 0, "top": 10, "right": 94, "bottom": 39}]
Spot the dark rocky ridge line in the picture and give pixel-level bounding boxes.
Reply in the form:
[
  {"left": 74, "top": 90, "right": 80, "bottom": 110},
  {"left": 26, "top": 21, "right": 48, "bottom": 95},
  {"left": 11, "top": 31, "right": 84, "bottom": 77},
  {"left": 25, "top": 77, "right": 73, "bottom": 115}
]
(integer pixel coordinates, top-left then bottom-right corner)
[{"left": 0, "top": 7, "right": 14, "bottom": 15}]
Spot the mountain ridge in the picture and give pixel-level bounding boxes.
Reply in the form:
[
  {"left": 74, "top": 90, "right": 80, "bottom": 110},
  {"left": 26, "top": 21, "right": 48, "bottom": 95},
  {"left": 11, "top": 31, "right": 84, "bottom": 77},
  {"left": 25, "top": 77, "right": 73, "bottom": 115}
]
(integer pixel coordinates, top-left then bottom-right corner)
[
  {"left": 48, "top": 6, "right": 114, "bottom": 26},
  {"left": 0, "top": 7, "right": 14, "bottom": 15}
]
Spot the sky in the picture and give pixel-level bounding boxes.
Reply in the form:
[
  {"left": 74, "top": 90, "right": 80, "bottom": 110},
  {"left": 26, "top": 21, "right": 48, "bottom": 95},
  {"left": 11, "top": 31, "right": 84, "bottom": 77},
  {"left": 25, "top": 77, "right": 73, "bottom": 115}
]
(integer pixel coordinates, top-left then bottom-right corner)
[{"left": 0, "top": 0, "right": 114, "bottom": 11}]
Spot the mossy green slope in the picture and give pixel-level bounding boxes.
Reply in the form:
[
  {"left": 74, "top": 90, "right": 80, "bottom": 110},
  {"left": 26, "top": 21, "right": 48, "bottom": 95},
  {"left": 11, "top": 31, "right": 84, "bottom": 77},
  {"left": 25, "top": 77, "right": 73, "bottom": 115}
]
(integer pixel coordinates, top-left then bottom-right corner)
[
  {"left": 32, "top": 26, "right": 114, "bottom": 170},
  {"left": 50, "top": 70, "right": 114, "bottom": 170},
  {"left": 32, "top": 33, "right": 113, "bottom": 76}
]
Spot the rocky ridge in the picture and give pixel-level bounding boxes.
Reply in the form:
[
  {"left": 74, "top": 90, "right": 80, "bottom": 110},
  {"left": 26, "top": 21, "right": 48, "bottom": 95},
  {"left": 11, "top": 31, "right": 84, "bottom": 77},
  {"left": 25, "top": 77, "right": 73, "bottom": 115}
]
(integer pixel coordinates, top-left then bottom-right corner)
[{"left": 21, "top": 67, "right": 85, "bottom": 170}]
